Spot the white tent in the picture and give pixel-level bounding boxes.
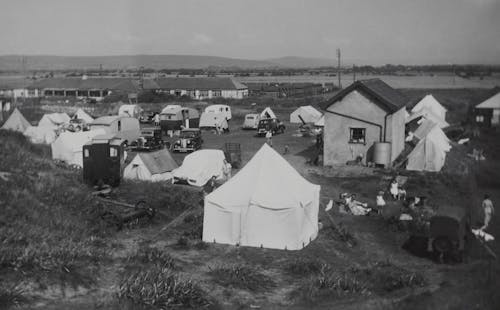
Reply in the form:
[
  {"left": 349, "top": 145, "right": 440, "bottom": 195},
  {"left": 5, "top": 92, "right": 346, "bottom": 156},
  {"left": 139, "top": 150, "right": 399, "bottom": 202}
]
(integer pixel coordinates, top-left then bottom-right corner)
[
  {"left": 118, "top": 104, "right": 142, "bottom": 118},
  {"left": 51, "top": 129, "right": 105, "bottom": 167},
  {"left": 203, "top": 143, "right": 320, "bottom": 250},
  {"left": 314, "top": 115, "right": 324, "bottom": 127},
  {"left": 199, "top": 112, "right": 229, "bottom": 130},
  {"left": 24, "top": 126, "right": 57, "bottom": 144},
  {"left": 406, "top": 108, "right": 449, "bottom": 129},
  {"left": 290, "top": 105, "right": 322, "bottom": 124},
  {"left": 411, "top": 94, "right": 447, "bottom": 121},
  {"left": 124, "top": 149, "right": 178, "bottom": 182},
  {"left": 74, "top": 108, "right": 94, "bottom": 123},
  {"left": 172, "top": 149, "right": 231, "bottom": 186},
  {"left": 260, "top": 107, "right": 276, "bottom": 119},
  {"left": 39, "top": 113, "right": 71, "bottom": 129},
  {"left": 1, "top": 108, "right": 30, "bottom": 132},
  {"left": 406, "top": 120, "right": 451, "bottom": 172}
]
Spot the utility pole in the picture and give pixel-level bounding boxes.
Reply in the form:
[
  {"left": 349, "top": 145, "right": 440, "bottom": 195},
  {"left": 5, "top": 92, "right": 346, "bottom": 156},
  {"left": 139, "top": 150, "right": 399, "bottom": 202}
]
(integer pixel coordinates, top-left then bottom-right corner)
[{"left": 337, "top": 48, "right": 342, "bottom": 89}]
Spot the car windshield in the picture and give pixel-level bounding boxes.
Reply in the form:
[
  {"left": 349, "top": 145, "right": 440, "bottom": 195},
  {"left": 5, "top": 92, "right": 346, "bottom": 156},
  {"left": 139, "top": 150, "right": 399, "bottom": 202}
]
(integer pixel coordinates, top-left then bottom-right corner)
[{"left": 259, "top": 119, "right": 273, "bottom": 125}]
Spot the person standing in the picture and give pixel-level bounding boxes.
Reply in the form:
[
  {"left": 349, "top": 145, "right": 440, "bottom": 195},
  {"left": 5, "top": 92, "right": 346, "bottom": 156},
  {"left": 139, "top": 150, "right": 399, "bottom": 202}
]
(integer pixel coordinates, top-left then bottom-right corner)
[
  {"left": 390, "top": 179, "right": 399, "bottom": 200},
  {"left": 481, "top": 194, "right": 494, "bottom": 231},
  {"left": 265, "top": 130, "right": 273, "bottom": 147},
  {"left": 153, "top": 113, "right": 160, "bottom": 127}
]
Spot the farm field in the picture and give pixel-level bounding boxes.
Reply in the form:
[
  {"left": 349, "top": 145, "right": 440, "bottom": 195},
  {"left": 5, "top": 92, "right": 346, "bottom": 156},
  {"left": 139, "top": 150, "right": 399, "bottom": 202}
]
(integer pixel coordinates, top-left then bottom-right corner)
[{"left": 1, "top": 87, "right": 500, "bottom": 309}]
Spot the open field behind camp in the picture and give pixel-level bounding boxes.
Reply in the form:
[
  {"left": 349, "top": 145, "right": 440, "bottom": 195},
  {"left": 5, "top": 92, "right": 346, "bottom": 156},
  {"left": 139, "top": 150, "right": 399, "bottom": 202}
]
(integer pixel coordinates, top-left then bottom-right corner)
[{"left": 1, "top": 87, "right": 500, "bottom": 309}]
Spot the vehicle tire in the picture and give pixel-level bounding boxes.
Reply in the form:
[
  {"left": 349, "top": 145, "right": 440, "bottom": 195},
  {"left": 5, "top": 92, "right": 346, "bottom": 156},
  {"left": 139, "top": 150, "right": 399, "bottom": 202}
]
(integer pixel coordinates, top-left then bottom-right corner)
[
  {"left": 432, "top": 236, "right": 453, "bottom": 255},
  {"left": 75, "top": 126, "right": 81, "bottom": 132}
]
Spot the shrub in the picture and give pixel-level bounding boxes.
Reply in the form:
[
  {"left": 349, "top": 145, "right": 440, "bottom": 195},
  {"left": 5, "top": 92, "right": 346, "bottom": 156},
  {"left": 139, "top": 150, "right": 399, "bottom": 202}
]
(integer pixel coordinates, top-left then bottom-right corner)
[
  {"left": 118, "top": 266, "right": 211, "bottom": 309},
  {"left": 323, "top": 223, "right": 357, "bottom": 247},
  {"left": 127, "top": 248, "right": 175, "bottom": 269},
  {"left": 0, "top": 282, "right": 25, "bottom": 308},
  {"left": 208, "top": 264, "right": 275, "bottom": 292}
]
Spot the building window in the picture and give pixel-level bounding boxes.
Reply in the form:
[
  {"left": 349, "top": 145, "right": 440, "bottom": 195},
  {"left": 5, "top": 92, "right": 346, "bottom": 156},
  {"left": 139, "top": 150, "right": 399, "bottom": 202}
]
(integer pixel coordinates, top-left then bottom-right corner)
[
  {"left": 199, "top": 90, "right": 209, "bottom": 98},
  {"left": 84, "top": 149, "right": 89, "bottom": 158},
  {"left": 212, "top": 90, "right": 221, "bottom": 97},
  {"left": 349, "top": 128, "right": 366, "bottom": 144},
  {"left": 118, "top": 120, "right": 121, "bottom": 131},
  {"left": 110, "top": 147, "right": 118, "bottom": 157},
  {"left": 476, "top": 115, "right": 484, "bottom": 123}
]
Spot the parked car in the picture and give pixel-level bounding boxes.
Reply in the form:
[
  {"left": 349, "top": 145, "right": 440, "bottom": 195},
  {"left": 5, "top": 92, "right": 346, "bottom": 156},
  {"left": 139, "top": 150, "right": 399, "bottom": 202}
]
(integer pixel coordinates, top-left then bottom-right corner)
[
  {"left": 139, "top": 111, "right": 157, "bottom": 124},
  {"left": 242, "top": 113, "right": 261, "bottom": 130},
  {"left": 257, "top": 118, "right": 285, "bottom": 136},
  {"left": 172, "top": 128, "right": 203, "bottom": 153},
  {"left": 131, "top": 127, "right": 164, "bottom": 151},
  {"left": 67, "top": 118, "right": 90, "bottom": 132}
]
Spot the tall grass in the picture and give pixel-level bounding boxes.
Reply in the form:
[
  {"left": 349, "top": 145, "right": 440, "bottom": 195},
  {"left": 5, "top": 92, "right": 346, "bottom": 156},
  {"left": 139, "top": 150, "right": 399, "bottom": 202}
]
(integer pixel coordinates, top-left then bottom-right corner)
[{"left": 208, "top": 264, "right": 275, "bottom": 292}]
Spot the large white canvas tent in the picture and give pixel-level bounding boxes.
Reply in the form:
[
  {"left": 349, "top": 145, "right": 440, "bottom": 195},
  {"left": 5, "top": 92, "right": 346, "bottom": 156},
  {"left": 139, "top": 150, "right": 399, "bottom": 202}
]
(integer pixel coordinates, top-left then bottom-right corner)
[
  {"left": 406, "top": 108, "right": 449, "bottom": 129},
  {"left": 199, "top": 112, "right": 229, "bottom": 130},
  {"left": 290, "top": 105, "right": 322, "bottom": 124},
  {"left": 1, "top": 108, "right": 30, "bottom": 132},
  {"left": 24, "top": 126, "right": 57, "bottom": 144},
  {"left": 124, "top": 149, "right": 178, "bottom": 182},
  {"left": 172, "top": 149, "right": 231, "bottom": 186},
  {"left": 411, "top": 94, "right": 447, "bottom": 121},
  {"left": 74, "top": 108, "right": 94, "bottom": 123},
  {"left": 406, "top": 120, "right": 451, "bottom": 172},
  {"left": 118, "top": 104, "right": 141, "bottom": 118},
  {"left": 203, "top": 144, "right": 320, "bottom": 250},
  {"left": 51, "top": 129, "right": 105, "bottom": 167},
  {"left": 260, "top": 107, "right": 276, "bottom": 119},
  {"left": 39, "top": 113, "right": 71, "bottom": 129}
]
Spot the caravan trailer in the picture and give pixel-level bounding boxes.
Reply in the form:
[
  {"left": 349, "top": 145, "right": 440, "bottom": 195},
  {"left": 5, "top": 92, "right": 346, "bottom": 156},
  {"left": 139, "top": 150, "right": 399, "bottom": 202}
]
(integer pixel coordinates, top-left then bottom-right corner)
[
  {"left": 159, "top": 106, "right": 200, "bottom": 132},
  {"left": 205, "top": 104, "right": 231, "bottom": 121},
  {"left": 89, "top": 115, "right": 140, "bottom": 144},
  {"left": 83, "top": 134, "right": 126, "bottom": 187}
]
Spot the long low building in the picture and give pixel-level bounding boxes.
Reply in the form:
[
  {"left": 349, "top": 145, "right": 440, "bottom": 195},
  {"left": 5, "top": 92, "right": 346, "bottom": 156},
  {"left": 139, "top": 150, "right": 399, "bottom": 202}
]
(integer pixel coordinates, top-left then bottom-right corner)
[{"left": 150, "top": 77, "right": 248, "bottom": 99}]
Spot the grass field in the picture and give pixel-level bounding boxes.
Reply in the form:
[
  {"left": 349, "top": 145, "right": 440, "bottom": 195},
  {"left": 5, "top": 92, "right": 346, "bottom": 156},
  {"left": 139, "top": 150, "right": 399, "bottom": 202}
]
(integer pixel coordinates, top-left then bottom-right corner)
[{"left": 1, "top": 87, "right": 500, "bottom": 309}]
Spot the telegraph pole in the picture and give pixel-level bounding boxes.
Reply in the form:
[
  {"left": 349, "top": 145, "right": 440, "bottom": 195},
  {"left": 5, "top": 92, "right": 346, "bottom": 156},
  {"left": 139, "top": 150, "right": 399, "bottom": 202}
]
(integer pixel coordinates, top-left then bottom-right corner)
[{"left": 337, "top": 48, "right": 342, "bottom": 89}]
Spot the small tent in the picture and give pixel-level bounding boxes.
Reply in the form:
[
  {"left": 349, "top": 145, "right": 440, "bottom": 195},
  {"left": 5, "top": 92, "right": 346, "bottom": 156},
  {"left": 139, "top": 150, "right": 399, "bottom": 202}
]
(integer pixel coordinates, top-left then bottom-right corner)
[
  {"left": 411, "top": 94, "right": 447, "bottom": 121},
  {"left": 51, "top": 129, "right": 105, "bottom": 167},
  {"left": 203, "top": 144, "right": 320, "bottom": 250},
  {"left": 24, "top": 126, "right": 57, "bottom": 144},
  {"left": 290, "top": 105, "right": 322, "bottom": 124},
  {"left": 260, "top": 107, "right": 276, "bottom": 119},
  {"left": 199, "top": 112, "right": 229, "bottom": 130},
  {"left": 406, "top": 120, "right": 451, "bottom": 172},
  {"left": 314, "top": 115, "right": 324, "bottom": 127},
  {"left": 39, "top": 113, "right": 71, "bottom": 129},
  {"left": 1, "top": 108, "right": 30, "bottom": 132},
  {"left": 124, "top": 149, "right": 178, "bottom": 182},
  {"left": 118, "top": 104, "right": 142, "bottom": 118},
  {"left": 172, "top": 149, "right": 231, "bottom": 186},
  {"left": 74, "top": 108, "right": 94, "bottom": 123}
]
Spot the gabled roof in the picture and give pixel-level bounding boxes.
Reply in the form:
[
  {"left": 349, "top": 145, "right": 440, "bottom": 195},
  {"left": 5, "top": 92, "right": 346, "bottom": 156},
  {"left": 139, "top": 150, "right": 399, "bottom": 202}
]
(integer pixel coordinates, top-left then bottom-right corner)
[
  {"left": 154, "top": 77, "right": 248, "bottom": 90},
  {"left": 476, "top": 92, "right": 500, "bottom": 109},
  {"left": 136, "top": 149, "right": 178, "bottom": 174},
  {"left": 27, "top": 77, "right": 143, "bottom": 92},
  {"left": 321, "top": 79, "right": 408, "bottom": 113}
]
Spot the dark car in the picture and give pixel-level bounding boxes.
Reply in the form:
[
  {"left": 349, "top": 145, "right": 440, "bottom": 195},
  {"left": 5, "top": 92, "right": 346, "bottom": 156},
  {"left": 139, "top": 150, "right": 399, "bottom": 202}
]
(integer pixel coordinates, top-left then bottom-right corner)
[
  {"left": 67, "top": 118, "right": 90, "bottom": 132},
  {"left": 172, "top": 128, "right": 203, "bottom": 153},
  {"left": 131, "top": 127, "right": 164, "bottom": 151},
  {"left": 139, "top": 111, "right": 158, "bottom": 124},
  {"left": 257, "top": 118, "right": 285, "bottom": 136}
]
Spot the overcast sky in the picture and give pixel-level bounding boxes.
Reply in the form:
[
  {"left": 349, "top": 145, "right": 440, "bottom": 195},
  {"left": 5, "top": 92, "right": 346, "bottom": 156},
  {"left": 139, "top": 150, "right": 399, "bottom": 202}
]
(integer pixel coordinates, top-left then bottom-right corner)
[{"left": 1, "top": 0, "right": 499, "bottom": 65}]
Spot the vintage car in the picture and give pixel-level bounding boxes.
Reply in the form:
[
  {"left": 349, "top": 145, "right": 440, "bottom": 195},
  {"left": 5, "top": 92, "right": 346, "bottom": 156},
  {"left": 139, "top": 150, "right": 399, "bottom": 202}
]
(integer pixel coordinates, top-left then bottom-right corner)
[
  {"left": 130, "top": 127, "right": 164, "bottom": 151},
  {"left": 139, "top": 111, "right": 158, "bottom": 124},
  {"left": 257, "top": 118, "right": 285, "bottom": 136},
  {"left": 66, "top": 118, "right": 90, "bottom": 132},
  {"left": 172, "top": 128, "right": 203, "bottom": 153}
]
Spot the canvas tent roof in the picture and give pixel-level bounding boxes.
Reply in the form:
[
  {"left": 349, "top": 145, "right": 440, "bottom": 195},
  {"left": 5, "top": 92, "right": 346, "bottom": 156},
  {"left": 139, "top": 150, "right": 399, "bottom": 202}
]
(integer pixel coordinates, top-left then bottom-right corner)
[
  {"left": 51, "top": 129, "right": 105, "bottom": 167},
  {"left": 172, "top": 149, "right": 230, "bottom": 186},
  {"left": 260, "top": 107, "right": 276, "bottom": 119},
  {"left": 118, "top": 104, "right": 141, "bottom": 117},
  {"left": 203, "top": 143, "right": 320, "bottom": 250},
  {"left": 406, "top": 108, "right": 449, "bottom": 128},
  {"left": 124, "top": 149, "right": 178, "bottom": 182},
  {"left": 199, "top": 112, "right": 228, "bottom": 129},
  {"left": 24, "top": 126, "right": 57, "bottom": 144},
  {"left": 476, "top": 92, "right": 500, "bottom": 109},
  {"left": 91, "top": 115, "right": 121, "bottom": 126},
  {"left": 39, "top": 113, "right": 70, "bottom": 128},
  {"left": 406, "top": 120, "right": 451, "bottom": 172},
  {"left": 290, "top": 105, "right": 322, "bottom": 123},
  {"left": 74, "top": 108, "right": 93, "bottom": 123},
  {"left": 314, "top": 115, "right": 324, "bottom": 127},
  {"left": 412, "top": 94, "right": 447, "bottom": 114},
  {"left": 1, "top": 108, "right": 31, "bottom": 132}
]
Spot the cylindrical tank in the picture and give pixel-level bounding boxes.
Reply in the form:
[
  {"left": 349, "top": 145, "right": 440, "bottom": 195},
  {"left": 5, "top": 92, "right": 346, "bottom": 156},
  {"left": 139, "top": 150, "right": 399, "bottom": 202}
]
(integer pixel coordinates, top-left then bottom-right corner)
[{"left": 373, "top": 142, "right": 391, "bottom": 166}]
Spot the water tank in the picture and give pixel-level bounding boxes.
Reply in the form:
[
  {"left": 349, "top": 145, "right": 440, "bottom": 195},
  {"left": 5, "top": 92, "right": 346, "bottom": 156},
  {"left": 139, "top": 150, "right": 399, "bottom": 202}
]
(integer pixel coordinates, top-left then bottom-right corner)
[{"left": 373, "top": 142, "right": 391, "bottom": 166}]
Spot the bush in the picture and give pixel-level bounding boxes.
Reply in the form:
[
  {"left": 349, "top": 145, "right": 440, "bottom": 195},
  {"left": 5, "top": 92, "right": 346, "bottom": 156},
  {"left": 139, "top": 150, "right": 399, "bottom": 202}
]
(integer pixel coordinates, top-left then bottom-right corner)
[
  {"left": 208, "top": 264, "right": 275, "bottom": 292},
  {"left": 323, "top": 223, "right": 357, "bottom": 247},
  {"left": 127, "top": 248, "right": 175, "bottom": 269},
  {"left": 0, "top": 282, "right": 25, "bottom": 308},
  {"left": 119, "top": 266, "right": 212, "bottom": 309}
]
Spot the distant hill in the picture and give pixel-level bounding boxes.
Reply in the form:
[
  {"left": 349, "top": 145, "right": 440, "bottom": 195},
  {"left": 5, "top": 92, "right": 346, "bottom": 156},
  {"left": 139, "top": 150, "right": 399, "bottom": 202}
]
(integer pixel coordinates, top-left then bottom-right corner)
[{"left": 0, "top": 54, "right": 336, "bottom": 71}]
